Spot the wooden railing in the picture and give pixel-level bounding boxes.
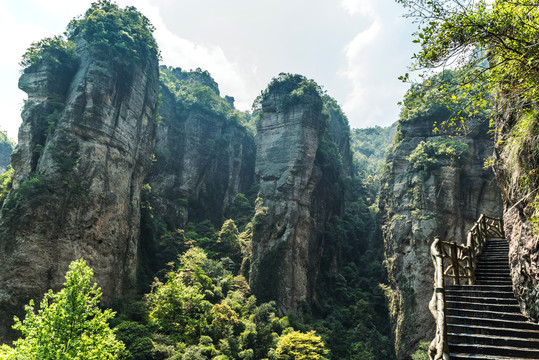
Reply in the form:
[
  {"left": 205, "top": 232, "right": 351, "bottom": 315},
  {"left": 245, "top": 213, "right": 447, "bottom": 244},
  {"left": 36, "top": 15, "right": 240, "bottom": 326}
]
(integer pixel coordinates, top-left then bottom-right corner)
[{"left": 428, "top": 214, "right": 505, "bottom": 360}]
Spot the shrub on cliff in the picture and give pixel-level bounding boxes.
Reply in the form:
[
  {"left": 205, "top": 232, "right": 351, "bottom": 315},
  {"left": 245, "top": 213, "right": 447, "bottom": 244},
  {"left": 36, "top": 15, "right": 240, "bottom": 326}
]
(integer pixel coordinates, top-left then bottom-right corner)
[
  {"left": 19, "top": 35, "right": 77, "bottom": 73},
  {"left": 66, "top": 0, "right": 159, "bottom": 68},
  {"left": 256, "top": 73, "right": 324, "bottom": 112},
  {"left": 408, "top": 137, "right": 468, "bottom": 174}
]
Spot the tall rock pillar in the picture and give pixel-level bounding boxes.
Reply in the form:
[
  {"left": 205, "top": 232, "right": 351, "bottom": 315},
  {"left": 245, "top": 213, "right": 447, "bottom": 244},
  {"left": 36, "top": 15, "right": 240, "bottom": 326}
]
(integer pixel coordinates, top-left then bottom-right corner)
[
  {"left": 0, "top": 36, "right": 159, "bottom": 340},
  {"left": 249, "top": 76, "right": 327, "bottom": 314}
]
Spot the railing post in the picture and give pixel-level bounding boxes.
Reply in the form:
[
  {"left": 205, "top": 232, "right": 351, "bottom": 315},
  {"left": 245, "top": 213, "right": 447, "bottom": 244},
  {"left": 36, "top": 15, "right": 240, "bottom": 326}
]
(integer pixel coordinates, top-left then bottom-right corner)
[
  {"left": 451, "top": 242, "right": 460, "bottom": 285},
  {"left": 430, "top": 237, "right": 449, "bottom": 360}
]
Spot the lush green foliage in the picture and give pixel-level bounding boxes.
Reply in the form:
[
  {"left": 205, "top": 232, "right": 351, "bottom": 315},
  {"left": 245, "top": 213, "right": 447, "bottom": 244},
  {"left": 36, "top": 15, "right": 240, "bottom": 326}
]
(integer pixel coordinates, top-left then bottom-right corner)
[
  {"left": 66, "top": 0, "right": 159, "bottom": 67},
  {"left": 254, "top": 73, "right": 325, "bottom": 113},
  {"left": 0, "top": 173, "right": 46, "bottom": 225},
  {"left": 0, "top": 259, "right": 124, "bottom": 359},
  {"left": 20, "top": 0, "right": 158, "bottom": 76},
  {"left": 350, "top": 126, "right": 392, "bottom": 197},
  {"left": 399, "top": 0, "right": 539, "bottom": 104},
  {"left": 275, "top": 331, "right": 328, "bottom": 360},
  {"left": 111, "top": 246, "right": 300, "bottom": 359},
  {"left": 397, "top": 0, "right": 539, "bottom": 230},
  {"left": 408, "top": 137, "right": 468, "bottom": 174},
  {"left": 159, "top": 67, "right": 254, "bottom": 132},
  {"left": 400, "top": 70, "right": 492, "bottom": 135},
  {"left": 19, "top": 36, "right": 77, "bottom": 73},
  {"left": 411, "top": 341, "right": 430, "bottom": 360},
  {"left": 503, "top": 110, "right": 539, "bottom": 230},
  {"left": 0, "top": 168, "right": 13, "bottom": 208}
]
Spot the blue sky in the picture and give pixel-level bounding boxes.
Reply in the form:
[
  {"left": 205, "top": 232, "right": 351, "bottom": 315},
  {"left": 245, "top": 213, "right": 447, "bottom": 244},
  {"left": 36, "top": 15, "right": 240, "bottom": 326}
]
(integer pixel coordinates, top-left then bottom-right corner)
[{"left": 0, "top": 0, "right": 419, "bottom": 141}]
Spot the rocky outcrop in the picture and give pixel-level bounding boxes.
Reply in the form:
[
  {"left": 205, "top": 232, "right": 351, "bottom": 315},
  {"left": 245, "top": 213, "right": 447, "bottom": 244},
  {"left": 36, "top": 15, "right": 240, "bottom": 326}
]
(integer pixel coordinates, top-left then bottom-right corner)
[
  {"left": 0, "top": 38, "right": 159, "bottom": 341},
  {"left": 146, "top": 67, "right": 255, "bottom": 231},
  {"left": 249, "top": 75, "right": 350, "bottom": 314},
  {"left": 381, "top": 116, "right": 503, "bottom": 358},
  {"left": 493, "top": 100, "right": 539, "bottom": 322}
]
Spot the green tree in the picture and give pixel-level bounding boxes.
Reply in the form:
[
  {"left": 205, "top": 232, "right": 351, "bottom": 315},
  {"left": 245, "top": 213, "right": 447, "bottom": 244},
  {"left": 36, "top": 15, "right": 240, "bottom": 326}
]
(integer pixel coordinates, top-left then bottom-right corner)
[
  {"left": 0, "top": 259, "right": 124, "bottom": 359},
  {"left": 218, "top": 219, "right": 242, "bottom": 264},
  {"left": 145, "top": 271, "right": 207, "bottom": 342},
  {"left": 66, "top": 0, "right": 159, "bottom": 67},
  {"left": 274, "top": 331, "right": 329, "bottom": 360},
  {"left": 398, "top": 0, "right": 539, "bottom": 106}
]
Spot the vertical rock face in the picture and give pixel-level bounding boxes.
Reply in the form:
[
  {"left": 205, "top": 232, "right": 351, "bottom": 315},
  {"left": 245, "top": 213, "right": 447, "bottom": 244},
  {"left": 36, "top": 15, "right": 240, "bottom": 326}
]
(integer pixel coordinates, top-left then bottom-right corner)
[
  {"left": 250, "top": 76, "right": 345, "bottom": 314},
  {"left": 380, "top": 117, "right": 503, "bottom": 358},
  {"left": 147, "top": 67, "right": 255, "bottom": 230},
  {"left": 0, "top": 42, "right": 159, "bottom": 340},
  {"left": 493, "top": 102, "right": 539, "bottom": 321}
]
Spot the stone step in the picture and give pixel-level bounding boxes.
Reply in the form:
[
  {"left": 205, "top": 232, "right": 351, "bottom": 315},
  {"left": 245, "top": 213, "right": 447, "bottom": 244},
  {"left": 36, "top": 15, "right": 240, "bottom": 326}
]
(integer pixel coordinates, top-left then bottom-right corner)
[
  {"left": 446, "top": 308, "right": 528, "bottom": 321},
  {"left": 484, "top": 238, "right": 508, "bottom": 242},
  {"left": 476, "top": 265, "right": 511, "bottom": 271},
  {"left": 475, "top": 273, "right": 511, "bottom": 282},
  {"left": 475, "top": 272, "right": 511, "bottom": 278},
  {"left": 478, "top": 257, "right": 509, "bottom": 261},
  {"left": 446, "top": 287, "right": 514, "bottom": 298},
  {"left": 450, "top": 353, "right": 529, "bottom": 360},
  {"left": 451, "top": 354, "right": 527, "bottom": 359},
  {"left": 478, "top": 253, "right": 509, "bottom": 258},
  {"left": 446, "top": 300, "right": 521, "bottom": 313},
  {"left": 447, "top": 315, "right": 539, "bottom": 331},
  {"left": 475, "top": 269, "right": 510, "bottom": 275},
  {"left": 478, "top": 257, "right": 510, "bottom": 262},
  {"left": 447, "top": 323, "right": 539, "bottom": 340},
  {"left": 448, "top": 342, "right": 539, "bottom": 359},
  {"left": 475, "top": 280, "right": 513, "bottom": 286},
  {"left": 448, "top": 333, "right": 539, "bottom": 349},
  {"left": 445, "top": 295, "right": 517, "bottom": 305},
  {"left": 474, "top": 277, "right": 512, "bottom": 282},
  {"left": 475, "top": 276, "right": 512, "bottom": 281},
  {"left": 477, "top": 262, "right": 510, "bottom": 267},
  {"left": 481, "top": 248, "right": 509, "bottom": 252}
]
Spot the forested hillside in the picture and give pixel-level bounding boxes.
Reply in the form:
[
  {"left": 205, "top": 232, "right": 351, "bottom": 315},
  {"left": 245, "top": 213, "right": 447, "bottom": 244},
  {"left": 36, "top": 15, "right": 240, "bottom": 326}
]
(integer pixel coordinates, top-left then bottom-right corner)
[
  {"left": 5, "top": 1, "right": 539, "bottom": 359},
  {"left": 0, "top": 2, "right": 396, "bottom": 359}
]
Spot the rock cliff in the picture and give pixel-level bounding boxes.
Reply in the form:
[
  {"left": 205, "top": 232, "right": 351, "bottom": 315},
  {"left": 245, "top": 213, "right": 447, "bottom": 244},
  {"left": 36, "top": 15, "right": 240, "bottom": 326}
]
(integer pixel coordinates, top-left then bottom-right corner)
[
  {"left": 0, "top": 4, "right": 159, "bottom": 341},
  {"left": 493, "top": 98, "right": 539, "bottom": 322},
  {"left": 249, "top": 74, "right": 351, "bottom": 314},
  {"left": 147, "top": 67, "right": 255, "bottom": 230},
  {"left": 380, "top": 88, "right": 503, "bottom": 357}
]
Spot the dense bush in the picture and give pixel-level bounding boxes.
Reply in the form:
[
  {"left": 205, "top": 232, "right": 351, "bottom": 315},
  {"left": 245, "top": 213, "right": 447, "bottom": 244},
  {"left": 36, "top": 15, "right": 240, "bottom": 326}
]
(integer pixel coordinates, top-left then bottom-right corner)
[
  {"left": 159, "top": 66, "right": 254, "bottom": 132},
  {"left": 66, "top": 0, "right": 159, "bottom": 68},
  {"left": 255, "top": 73, "right": 325, "bottom": 113},
  {"left": 408, "top": 137, "right": 469, "bottom": 174},
  {"left": 19, "top": 36, "right": 77, "bottom": 73}
]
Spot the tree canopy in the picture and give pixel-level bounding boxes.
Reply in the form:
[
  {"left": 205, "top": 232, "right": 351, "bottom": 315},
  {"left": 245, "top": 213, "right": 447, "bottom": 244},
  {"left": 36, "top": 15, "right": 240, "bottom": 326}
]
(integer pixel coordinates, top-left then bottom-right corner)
[
  {"left": 398, "top": 0, "right": 539, "bottom": 104},
  {"left": 0, "top": 259, "right": 124, "bottom": 359}
]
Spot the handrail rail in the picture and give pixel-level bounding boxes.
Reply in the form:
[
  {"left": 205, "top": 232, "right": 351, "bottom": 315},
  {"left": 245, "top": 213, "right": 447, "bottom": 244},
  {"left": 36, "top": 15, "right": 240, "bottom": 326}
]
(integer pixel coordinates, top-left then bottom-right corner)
[{"left": 428, "top": 214, "right": 505, "bottom": 360}]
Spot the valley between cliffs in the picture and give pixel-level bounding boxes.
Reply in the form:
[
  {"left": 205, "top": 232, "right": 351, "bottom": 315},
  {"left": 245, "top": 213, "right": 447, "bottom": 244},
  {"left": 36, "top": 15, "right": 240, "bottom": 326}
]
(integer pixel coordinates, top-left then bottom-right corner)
[{"left": 2, "top": 2, "right": 539, "bottom": 360}]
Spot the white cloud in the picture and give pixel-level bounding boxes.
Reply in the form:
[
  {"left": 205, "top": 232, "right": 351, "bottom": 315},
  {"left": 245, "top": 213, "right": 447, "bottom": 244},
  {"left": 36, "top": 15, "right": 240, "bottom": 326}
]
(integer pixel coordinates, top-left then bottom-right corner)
[
  {"left": 340, "top": 0, "right": 377, "bottom": 17},
  {"left": 118, "top": 0, "right": 252, "bottom": 110},
  {"left": 338, "top": 0, "right": 417, "bottom": 128},
  {"left": 0, "top": 2, "right": 54, "bottom": 141}
]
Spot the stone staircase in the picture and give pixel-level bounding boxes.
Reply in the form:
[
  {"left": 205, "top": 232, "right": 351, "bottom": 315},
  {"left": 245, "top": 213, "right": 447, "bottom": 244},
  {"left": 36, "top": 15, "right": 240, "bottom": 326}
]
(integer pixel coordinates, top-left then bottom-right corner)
[{"left": 446, "top": 238, "right": 539, "bottom": 359}]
